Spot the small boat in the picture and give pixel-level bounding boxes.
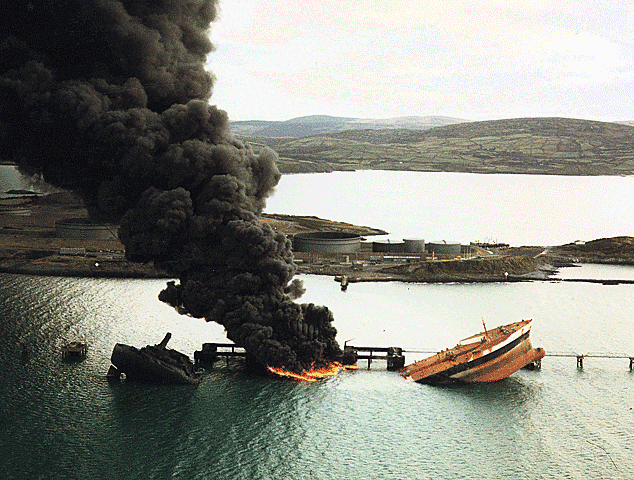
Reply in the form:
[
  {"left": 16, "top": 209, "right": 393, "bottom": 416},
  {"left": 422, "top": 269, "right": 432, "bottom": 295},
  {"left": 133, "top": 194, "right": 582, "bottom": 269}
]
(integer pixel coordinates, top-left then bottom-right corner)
[
  {"left": 109, "top": 333, "right": 200, "bottom": 385},
  {"left": 401, "top": 319, "right": 545, "bottom": 384},
  {"left": 61, "top": 342, "right": 87, "bottom": 358}
]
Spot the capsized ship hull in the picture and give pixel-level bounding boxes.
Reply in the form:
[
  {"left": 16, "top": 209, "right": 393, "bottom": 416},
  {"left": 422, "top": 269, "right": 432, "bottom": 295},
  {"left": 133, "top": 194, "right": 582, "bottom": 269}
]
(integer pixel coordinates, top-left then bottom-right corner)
[{"left": 401, "top": 319, "right": 545, "bottom": 384}]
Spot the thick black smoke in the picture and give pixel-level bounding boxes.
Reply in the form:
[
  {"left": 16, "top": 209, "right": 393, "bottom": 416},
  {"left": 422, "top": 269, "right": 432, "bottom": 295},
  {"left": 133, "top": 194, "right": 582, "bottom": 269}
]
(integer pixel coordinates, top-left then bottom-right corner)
[{"left": 1, "top": 0, "right": 344, "bottom": 373}]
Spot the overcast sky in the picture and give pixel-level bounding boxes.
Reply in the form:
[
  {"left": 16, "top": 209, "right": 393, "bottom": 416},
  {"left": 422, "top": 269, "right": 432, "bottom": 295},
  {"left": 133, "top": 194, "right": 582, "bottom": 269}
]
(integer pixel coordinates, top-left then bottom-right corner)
[{"left": 206, "top": 0, "right": 634, "bottom": 122}]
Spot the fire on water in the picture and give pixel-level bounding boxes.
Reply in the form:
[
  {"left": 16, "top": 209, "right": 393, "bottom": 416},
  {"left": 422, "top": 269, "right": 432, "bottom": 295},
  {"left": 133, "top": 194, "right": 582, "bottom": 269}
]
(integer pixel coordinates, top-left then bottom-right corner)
[{"left": 267, "top": 362, "right": 358, "bottom": 382}]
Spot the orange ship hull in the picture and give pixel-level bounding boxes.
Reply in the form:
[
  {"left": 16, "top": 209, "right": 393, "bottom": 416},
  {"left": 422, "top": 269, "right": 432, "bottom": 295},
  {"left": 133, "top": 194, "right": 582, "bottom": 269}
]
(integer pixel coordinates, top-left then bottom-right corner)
[{"left": 401, "top": 319, "right": 545, "bottom": 384}]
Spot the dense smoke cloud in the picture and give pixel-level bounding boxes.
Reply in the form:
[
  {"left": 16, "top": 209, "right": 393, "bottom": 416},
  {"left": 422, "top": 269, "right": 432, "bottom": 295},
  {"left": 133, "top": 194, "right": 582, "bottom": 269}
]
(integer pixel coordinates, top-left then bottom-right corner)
[{"left": 0, "top": 0, "right": 344, "bottom": 373}]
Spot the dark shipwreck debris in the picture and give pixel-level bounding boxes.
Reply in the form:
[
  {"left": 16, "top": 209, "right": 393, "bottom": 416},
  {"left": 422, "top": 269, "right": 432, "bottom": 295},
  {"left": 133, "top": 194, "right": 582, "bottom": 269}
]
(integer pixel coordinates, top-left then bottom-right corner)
[{"left": 109, "top": 333, "right": 200, "bottom": 385}]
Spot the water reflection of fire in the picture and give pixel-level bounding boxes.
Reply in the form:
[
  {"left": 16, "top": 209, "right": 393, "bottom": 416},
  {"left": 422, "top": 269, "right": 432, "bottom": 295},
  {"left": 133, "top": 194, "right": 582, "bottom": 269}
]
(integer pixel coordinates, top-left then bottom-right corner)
[{"left": 267, "top": 362, "right": 358, "bottom": 382}]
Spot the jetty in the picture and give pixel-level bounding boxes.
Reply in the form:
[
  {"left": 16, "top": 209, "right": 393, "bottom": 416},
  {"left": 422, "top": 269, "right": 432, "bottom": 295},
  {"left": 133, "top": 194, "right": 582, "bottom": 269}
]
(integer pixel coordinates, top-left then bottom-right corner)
[
  {"left": 403, "top": 349, "right": 634, "bottom": 370},
  {"left": 194, "top": 343, "right": 248, "bottom": 366},
  {"left": 342, "top": 344, "right": 405, "bottom": 370},
  {"left": 194, "top": 342, "right": 406, "bottom": 370},
  {"left": 547, "top": 352, "right": 634, "bottom": 370},
  {"left": 193, "top": 342, "right": 634, "bottom": 374}
]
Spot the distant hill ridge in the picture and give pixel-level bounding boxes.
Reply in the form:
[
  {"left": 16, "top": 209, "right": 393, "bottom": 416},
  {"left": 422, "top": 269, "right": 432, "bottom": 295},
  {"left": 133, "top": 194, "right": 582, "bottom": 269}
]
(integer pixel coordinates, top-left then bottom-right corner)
[
  {"left": 230, "top": 114, "right": 468, "bottom": 138},
  {"left": 234, "top": 116, "right": 634, "bottom": 176},
  {"left": 319, "top": 116, "right": 634, "bottom": 144}
]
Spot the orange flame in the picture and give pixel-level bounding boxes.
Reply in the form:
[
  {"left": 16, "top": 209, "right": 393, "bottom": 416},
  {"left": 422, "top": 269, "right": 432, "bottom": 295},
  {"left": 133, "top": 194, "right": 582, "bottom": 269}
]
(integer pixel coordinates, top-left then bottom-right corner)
[{"left": 267, "top": 362, "right": 358, "bottom": 382}]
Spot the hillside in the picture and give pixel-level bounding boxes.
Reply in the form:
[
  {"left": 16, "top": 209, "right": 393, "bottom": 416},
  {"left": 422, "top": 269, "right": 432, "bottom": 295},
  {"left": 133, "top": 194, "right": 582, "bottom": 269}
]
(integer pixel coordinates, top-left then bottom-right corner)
[
  {"left": 239, "top": 117, "right": 634, "bottom": 175},
  {"left": 230, "top": 114, "right": 467, "bottom": 138},
  {"left": 552, "top": 237, "right": 634, "bottom": 261},
  {"left": 4, "top": 193, "right": 634, "bottom": 282}
]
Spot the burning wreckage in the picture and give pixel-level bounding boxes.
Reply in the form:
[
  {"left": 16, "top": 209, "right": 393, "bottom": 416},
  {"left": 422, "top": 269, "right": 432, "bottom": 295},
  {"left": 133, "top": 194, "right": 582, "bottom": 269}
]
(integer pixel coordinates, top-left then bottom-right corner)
[
  {"left": 107, "top": 320, "right": 545, "bottom": 385},
  {"left": 108, "top": 333, "right": 357, "bottom": 384},
  {"left": 2, "top": 0, "right": 352, "bottom": 379}
]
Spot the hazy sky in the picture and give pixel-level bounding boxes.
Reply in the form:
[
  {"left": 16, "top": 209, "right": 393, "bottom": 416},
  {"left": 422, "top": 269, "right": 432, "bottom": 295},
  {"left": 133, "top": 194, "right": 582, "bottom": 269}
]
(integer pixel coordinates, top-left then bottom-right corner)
[{"left": 206, "top": 0, "right": 634, "bottom": 122}]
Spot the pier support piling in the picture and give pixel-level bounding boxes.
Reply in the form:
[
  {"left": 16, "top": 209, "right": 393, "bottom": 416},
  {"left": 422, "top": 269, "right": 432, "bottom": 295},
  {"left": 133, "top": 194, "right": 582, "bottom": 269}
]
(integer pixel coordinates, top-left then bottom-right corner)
[
  {"left": 523, "top": 358, "right": 542, "bottom": 370},
  {"left": 387, "top": 347, "right": 405, "bottom": 371},
  {"left": 342, "top": 345, "right": 405, "bottom": 370},
  {"left": 548, "top": 352, "right": 634, "bottom": 371},
  {"left": 194, "top": 343, "right": 246, "bottom": 368}
]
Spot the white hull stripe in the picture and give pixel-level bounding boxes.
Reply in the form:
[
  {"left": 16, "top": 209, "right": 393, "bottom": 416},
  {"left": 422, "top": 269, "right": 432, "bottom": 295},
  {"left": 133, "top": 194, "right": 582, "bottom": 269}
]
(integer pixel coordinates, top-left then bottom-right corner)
[{"left": 420, "top": 330, "right": 531, "bottom": 383}]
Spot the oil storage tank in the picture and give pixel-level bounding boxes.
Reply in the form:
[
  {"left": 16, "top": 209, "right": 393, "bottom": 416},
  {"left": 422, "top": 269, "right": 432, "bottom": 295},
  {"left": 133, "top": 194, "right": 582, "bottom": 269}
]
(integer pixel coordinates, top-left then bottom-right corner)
[
  {"left": 55, "top": 218, "right": 118, "bottom": 240},
  {"left": 292, "top": 232, "right": 361, "bottom": 253},
  {"left": 426, "top": 240, "right": 461, "bottom": 255},
  {"left": 372, "top": 239, "right": 405, "bottom": 253},
  {"left": 403, "top": 238, "right": 425, "bottom": 253}
]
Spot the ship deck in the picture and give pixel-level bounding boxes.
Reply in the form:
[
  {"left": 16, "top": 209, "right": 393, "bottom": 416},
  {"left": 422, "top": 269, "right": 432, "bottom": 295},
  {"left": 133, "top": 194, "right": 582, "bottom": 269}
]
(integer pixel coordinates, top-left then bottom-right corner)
[{"left": 401, "top": 319, "right": 533, "bottom": 381}]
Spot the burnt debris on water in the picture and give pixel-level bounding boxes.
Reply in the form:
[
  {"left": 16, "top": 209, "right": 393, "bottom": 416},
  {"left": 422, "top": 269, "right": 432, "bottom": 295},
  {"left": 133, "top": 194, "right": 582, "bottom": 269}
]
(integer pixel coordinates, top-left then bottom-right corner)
[{"left": 0, "top": 1, "right": 346, "bottom": 373}]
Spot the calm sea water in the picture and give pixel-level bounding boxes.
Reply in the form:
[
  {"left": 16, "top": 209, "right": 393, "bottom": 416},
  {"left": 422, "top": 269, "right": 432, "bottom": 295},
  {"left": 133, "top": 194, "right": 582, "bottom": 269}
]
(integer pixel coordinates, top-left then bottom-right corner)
[
  {"left": 0, "top": 165, "right": 58, "bottom": 199},
  {"left": 265, "top": 170, "right": 634, "bottom": 246},
  {"left": 2, "top": 170, "right": 634, "bottom": 479},
  {"left": 4, "top": 165, "right": 634, "bottom": 246},
  {"left": 1, "top": 273, "right": 634, "bottom": 479}
]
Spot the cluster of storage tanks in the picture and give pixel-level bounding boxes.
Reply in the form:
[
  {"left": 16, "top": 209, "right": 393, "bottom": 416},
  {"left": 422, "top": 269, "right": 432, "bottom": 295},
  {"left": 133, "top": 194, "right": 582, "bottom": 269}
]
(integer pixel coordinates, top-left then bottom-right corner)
[
  {"left": 373, "top": 239, "right": 461, "bottom": 255},
  {"left": 292, "top": 232, "right": 461, "bottom": 255},
  {"left": 53, "top": 218, "right": 462, "bottom": 256}
]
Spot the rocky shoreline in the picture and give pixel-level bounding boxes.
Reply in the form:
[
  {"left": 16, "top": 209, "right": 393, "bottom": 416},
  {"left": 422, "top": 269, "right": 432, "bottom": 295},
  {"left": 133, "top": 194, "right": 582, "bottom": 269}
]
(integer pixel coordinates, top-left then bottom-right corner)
[{"left": 0, "top": 261, "right": 170, "bottom": 279}]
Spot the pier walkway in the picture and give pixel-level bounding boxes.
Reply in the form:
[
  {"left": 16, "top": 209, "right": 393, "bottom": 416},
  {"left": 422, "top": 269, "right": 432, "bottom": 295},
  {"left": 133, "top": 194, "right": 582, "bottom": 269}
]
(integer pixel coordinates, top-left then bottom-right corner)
[
  {"left": 404, "top": 349, "right": 634, "bottom": 370},
  {"left": 546, "top": 352, "right": 634, "bottom": 369}
]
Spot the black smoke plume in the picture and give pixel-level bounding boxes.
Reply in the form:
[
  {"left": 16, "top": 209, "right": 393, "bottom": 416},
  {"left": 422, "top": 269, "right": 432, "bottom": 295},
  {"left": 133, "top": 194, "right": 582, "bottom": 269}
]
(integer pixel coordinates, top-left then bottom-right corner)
[{"left": 1, "top": 0, "right": 344, "bottom": 373}]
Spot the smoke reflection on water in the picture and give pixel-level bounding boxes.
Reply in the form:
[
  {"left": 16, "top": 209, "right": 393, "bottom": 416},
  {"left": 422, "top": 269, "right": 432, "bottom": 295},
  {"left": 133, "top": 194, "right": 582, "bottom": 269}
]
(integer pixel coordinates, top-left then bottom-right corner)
[{"left": 2, "top": 273, "right": 634, "bottom": 479}]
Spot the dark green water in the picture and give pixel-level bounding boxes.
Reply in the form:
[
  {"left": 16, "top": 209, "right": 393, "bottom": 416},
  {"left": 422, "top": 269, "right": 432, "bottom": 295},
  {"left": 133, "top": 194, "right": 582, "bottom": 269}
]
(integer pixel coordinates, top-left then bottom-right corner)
[{"left": 2, "top": 272, "right": 634, "bottom": 479}]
